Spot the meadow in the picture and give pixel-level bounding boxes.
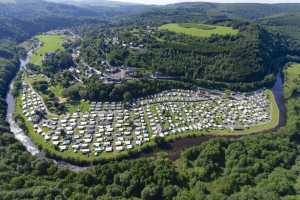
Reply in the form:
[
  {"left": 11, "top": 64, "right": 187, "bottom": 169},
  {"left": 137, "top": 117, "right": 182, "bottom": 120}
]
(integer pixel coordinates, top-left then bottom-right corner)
[
  {"left": 159, "top": 23, "right": 239, "bottom": 38},
  {"left": 30, "top": 34, "right": 65, "bottom": 66},
  {"left": 284, "top": 63, "right": 300, "bottom": 99}
]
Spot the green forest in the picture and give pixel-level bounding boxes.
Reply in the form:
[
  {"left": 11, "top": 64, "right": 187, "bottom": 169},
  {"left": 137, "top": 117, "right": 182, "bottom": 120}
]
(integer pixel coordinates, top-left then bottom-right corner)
[
  {"left": 80, "top": 21, "right": 292, "bottom": 84},
  {"left": 2, "top": 53, "right": 300, "bottom": 199},
  {"left": 2, "top": 0, "right": 300, "bottom": 199}
]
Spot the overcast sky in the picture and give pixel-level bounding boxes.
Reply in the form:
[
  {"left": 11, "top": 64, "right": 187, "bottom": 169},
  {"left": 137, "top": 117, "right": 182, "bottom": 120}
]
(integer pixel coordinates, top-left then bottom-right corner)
[{"left": 109, "top": 0, "right": 300, "bottom": 5}]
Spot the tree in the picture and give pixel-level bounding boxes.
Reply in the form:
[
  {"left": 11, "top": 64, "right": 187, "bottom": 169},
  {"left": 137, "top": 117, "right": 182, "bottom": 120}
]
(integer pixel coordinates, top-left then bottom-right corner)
[
  {"left": 123, "top": 91, "right": 132, "bottom": 102},
  {"left": 141, "top": 184, "right": 161, "bottom": 200},
  {"left": 162, "top": 185, "right": 178, "bottom": 200}
]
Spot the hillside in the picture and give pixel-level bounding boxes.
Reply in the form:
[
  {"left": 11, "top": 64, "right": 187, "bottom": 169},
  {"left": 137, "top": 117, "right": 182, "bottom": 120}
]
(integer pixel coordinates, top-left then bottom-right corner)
[
  {"left": 0, "top": 0, "right": 121, "bottom": 42},
  {"left": 1, "top": 40, "right": 300, "bottom": 199},
  {"left": 79, "top": 21, "right": 291, "bottom": 91},
  {"left": 2, "top": 2, "right": 300, "bottom": 200},
  {"left": 259, "top": 13, "right": 300, "bottom": 42},
  {"left": 0, "top": 40, "right": 20, "bottom": 126},
  {"left": 0, "top": 0, "right": 108, "bottom": 41},
  {"left": 167, "top": 3, "right": 300, "bottom": 20},
  {"left": 3, "top": 1, "right": 300, "bottom": 42}
]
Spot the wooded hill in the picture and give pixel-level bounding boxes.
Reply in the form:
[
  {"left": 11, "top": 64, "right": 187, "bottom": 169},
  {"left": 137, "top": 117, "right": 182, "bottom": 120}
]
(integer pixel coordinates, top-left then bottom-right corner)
[
  {"left": 1, "top": 2, "right": 300, "bottom": 200},
  {"left": 0, "top": 40, "right": 20, "bottom": 129},
  {"left": 1, "top": 46, "right": 300, "bottom": 199},
  {"left": 0, "top": 0, "right": 115, "bottom": 42},
  {"left": 80, "top": 21, "right": 293, "bottom": 85},
  {"left": 260, "top": 13, "right": 300, "bottom": 42},
  {"left": 3, "top": 0, "right": 300, "bottom": 42}
]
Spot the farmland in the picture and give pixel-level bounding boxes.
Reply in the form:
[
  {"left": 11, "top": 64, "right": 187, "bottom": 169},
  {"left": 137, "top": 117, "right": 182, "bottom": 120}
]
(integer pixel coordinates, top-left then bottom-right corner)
[
  {"left": 30, "top": 34, "right": 65, "bottom": 66},
  {"left": 159, "top": 23, "right": 239, "bottom": 37}
]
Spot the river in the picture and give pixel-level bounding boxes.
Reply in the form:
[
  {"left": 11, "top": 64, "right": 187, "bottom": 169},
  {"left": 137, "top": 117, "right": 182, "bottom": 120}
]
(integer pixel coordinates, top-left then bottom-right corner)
[
  {"left": 5, "top": 55, "right": 41, "bottom": 156},
  {"left": 5, "top": 50, "right": 286, "bottom": 167},
  {"left": 5, "top": 51, "right": 88, "bottom": 171},
  {"left": 272, "top": 72, "right": 286, "bottom": 128},
  {"left": 166, "top": 72, "right": 286, "bottom": 160}
]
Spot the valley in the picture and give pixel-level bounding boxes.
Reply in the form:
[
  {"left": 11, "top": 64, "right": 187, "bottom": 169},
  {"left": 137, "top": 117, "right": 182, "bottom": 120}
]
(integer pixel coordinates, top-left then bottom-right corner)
[
  {"left": 2, "top": 1, "right": 300, "bottom": 199},
  {"left": 8, "top": 29, "right": 281, "bottom": 164}
]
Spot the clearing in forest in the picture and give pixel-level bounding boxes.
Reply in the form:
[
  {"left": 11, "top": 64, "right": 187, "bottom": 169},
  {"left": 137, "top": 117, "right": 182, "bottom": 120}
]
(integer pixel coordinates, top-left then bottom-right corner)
[
  {"left": 159, "top": 23, "right": 239, "bottom": 38},
  {"left": 30, "top": 34, "right": 65, "bottom": 66},
  {"left": 284, "top": 63, "right": 300, "bottom": 99}
]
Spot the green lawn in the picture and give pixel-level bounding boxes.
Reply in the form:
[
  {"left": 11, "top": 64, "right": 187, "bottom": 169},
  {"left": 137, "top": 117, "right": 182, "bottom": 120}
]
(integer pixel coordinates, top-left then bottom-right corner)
[
  {"left": 66, "top": 100, "right": 91, "bottom": 113},
  {"left": 159, "top": 23, "right": 239, "bottom": 38},
  {"left": 49, "top": 84, "right": 64, "bottom": 99},
  {"left": 30, "top": 34, "right": 65, "bottom": 66},
  {"left": 26, "top": 74, "right": 50, "bottom": 85},
  {"left": 283, "top": 63, "right": 300, "bottom": 129},
  {"left": 284, "top": 64, "right": 300, "bottom": 99}
]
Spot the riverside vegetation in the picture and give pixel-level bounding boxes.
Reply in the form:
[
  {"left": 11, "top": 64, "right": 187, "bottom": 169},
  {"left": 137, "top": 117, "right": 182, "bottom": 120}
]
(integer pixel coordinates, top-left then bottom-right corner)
[{"left": 2, "top": 0, "right": 300, "bottom": 199}]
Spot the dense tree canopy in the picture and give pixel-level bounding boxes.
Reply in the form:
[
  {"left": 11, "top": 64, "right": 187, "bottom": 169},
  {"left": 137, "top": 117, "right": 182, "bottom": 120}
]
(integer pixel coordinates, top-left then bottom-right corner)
[
  {"left": 1, "top": 41, "right": 300, "bottom": 200},
  {"left": 2, "top": 1, "right": 300, "bottom": 199},
  {"left": 80, "top": 21, "right": 291, "bottom": 86}
]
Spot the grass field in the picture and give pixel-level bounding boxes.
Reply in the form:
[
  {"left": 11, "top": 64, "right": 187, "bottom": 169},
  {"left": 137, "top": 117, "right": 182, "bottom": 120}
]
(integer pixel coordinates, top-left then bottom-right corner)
[
  {"left": 49, "top": 84, "right": 67, "bottom": 103},
  {"left": 284, "top": 64, "right": 300, "bottom": 99},
  {"left": 66, "top": 100, "right": 91, "bottom": 113},
  {"left": 50, "top": 84, "right": 63, "bottom": 97},
  {"left": 283, "top": 63, "right": 300, "bottom": 129},
  {"left": 25, "top": 74, "right": 50, "bottom": 85},
  {"left": 159, "top": 23, "right": 239, "bottom": 38},
  {"left": 30, "top": 34, "right": 65, "bottom": 66}
]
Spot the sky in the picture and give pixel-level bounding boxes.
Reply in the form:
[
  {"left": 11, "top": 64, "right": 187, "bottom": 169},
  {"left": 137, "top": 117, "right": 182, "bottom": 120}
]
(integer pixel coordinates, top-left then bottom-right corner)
[{"left": 109, "top": 0, "right": 300, "bottom": 5}]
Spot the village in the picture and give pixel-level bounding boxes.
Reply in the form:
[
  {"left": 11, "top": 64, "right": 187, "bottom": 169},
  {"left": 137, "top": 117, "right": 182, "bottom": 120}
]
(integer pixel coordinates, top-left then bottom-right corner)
[
  {"left": 20, "top": 80, "right": 272, "bottom": 156},
  {"left": 67, "top": 27, "right": 168, "bottom": 85}
]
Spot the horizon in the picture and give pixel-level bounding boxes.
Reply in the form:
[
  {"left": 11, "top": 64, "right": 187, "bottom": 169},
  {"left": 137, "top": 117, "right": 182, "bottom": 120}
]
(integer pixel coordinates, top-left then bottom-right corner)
[{"left": 108, "top": 0, "right": 300, "bottom": 5}]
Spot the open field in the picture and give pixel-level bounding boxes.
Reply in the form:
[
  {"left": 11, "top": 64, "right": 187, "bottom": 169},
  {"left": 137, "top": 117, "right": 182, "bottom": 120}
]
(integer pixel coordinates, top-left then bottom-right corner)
[
  {"left": 25, "top": 74, "right": 50, "bottom": 85},
  {"left": 283, "top": 63, "right": 300, "bottom": 129},
  {"left": 284, "top": 63, "right": 300, "bottom": 99},
  {"left": 30, "top": 34, "right": 65, "bottom": 66},
  {"left": 50, "top": 84, "right": 64, "bottom": 97},
  {"left": 66, "top": 100, "right": 91, "bottom": 113},
  {"left": 159, "top": 23, "right": 239, "bottom": 38}
]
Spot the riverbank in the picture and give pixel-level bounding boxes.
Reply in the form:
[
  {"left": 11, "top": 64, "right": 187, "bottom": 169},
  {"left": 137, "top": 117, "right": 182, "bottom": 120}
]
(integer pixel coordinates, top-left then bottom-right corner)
[
  {"left": 12, "top": 86, "right": 280, "bottom": 166},
  {"left": 5, "top": 50, "right": 88, "bottom": 171},
  {"left": 5, "top": 52, "right": 41, "bottom": 156},
  {"left": 5, "top": 36, "right": 284, "bottom": 167}
]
